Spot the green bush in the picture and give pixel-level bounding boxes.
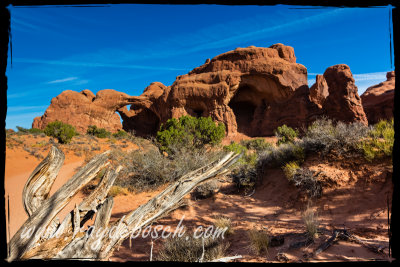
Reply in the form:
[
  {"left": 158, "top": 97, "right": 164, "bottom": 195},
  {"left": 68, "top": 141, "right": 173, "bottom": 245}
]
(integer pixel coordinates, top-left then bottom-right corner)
[
  {"left": 359, "top": 119, "right": 394, "bottom": 161},
  {"left": 112, "top": 129, "right": 128, "bottom": 139},
  {"left": 282, "top": 161, "right": 300, "bottom": 181},
  {"left": 87, "top": 125, "right": 111, "bottom": 138},
  {"left": 223, "top": 142, "right": 258, "bottom": 166},
  {"left": 156, "top": 116, "right": 225, "bottom": 153},
  {"left": 44, "top": 121, "right": 78, "bottom": 144},
  {"left": 275, "top": 125, "right": 299, "bottom": 145},
  {"left": 16, "top": 126, "right": 44, "bottom": 135},
  {"left": 240, "top": 138, "right": 272, "bottom": 152}
]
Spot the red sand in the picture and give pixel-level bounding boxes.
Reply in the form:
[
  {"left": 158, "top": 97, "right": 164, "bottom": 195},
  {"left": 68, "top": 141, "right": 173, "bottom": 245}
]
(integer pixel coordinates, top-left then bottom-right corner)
[{"left": 4, "top": 134, "right": 393, "bottom": 262}]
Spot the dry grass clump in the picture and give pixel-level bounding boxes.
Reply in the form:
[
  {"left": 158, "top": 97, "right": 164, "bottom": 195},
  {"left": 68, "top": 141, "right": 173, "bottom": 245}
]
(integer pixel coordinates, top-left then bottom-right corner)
[
  {"left": 112, "top": 144, "right": 223, "bottom": 192},
  {"left": 108, "top": 185, "right": 129, "bottom": 197},
  {"left": 248, "top": 228, "right": 270, "bottom": 255},
  {"left": 192, "top": 179, "right": 220, "bottom": 199},
  {"left": 213, "top": 215, "right": 234, "bottom": 236},
  {"left": 302, "top": 204, "right": 319, "bottom": 240},
  {"left": 157, "top": 233, "right": 228, "bottom": 262}
]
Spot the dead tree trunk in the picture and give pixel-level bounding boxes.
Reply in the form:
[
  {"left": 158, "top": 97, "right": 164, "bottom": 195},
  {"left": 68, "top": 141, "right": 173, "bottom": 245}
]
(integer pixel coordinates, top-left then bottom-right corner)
[{"left": 6, "top": 145, "right": 240, "bottom": 261}]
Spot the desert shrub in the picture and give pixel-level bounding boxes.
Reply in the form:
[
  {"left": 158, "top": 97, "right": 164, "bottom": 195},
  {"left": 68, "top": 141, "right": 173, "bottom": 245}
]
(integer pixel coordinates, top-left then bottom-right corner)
[
  {"left": 302, "top": 204, "right": 319, "bottom": 240},
  {"left": 192, "top": 179, "right": 220, "bottom": 199},
  {"left": 156, "top": 115, "right": 225, "bottom": 153},
  {"left": 275, "top": 124, "right": 299, "bottom": 145},
  {"left": 108, "top": 185, "right": 129, "bottom": 197},
  {"left": 113, "top": 145, "right": 223, "bottom": 192},
  {"left": 230, "top": 163, "right": 258, "bottom": 194},
  {"left": 112, "top": 129, "right": 128, "bottom": 139},
  {"left": 16, "top": 126, "right": 44, "bottom": 135},
  {"left": 240, "top": 138, "right": 272, "bottom": 152},
  {"left": 87, "top": 125, "right": 111, "bottom": 138},
  {"left": 292, "top": 168, "right": 322, "bottom": 198},
  {"left": 157, "top": 233, "right": 228, "bottom": 262},
  {"left": 248, "top": 228, "right": 270, "bottom": 255},
  {"left": 44, "top": 121, "right": 78, "bottom": 144},
  {"left": 359, "top": 119, "right": 394, "bottom": 161},
  {"left": 257, "top": 142, "right": 305, "bottom": 170},
  {"left": 114, "top": 147, "right": 171, "bottom": 191},
  {"left": 302, "top": 117, "right": 370, "bottom": 155},
  {"left": 223, "top": 142, "right": 257, "bottom": 165},
  {"left": 224, "top": 142, "right": 260, "bottom": 192},
  {"left": 213, "top": 216, "right": 234, "bottom": 236},
  {"left": 282, "top": 161, "right": 300, "bottom": 182}
]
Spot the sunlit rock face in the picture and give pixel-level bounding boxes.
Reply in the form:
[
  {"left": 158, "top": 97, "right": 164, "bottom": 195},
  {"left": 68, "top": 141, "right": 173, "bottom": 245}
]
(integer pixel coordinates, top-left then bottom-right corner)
[
  {"left": 361, "top": 71, "right": 395, "bottom": 125},
  {"left": 33, "top": 44, "right": 372, "bottom": 137}
]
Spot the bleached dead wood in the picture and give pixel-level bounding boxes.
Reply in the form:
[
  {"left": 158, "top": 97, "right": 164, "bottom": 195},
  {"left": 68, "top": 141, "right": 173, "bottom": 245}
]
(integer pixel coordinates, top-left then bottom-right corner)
[
  {"left": 210, "top": 255, "right": 243, "bottom": 262},
  {"left": 7, "top": 148, "right": 111, "bottom": 261},
  {"left": 22, "top": 146, "right": 65, "bottom": 216},
  {"left": 7, "top": 145, "right": 240, "bottom": 261},
  {"left": 312, "top": 229, "right": 386, "bottom": 258}
]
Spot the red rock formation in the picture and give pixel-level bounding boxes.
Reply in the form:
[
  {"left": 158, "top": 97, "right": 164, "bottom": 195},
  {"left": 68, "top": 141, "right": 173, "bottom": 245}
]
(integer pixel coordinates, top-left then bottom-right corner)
[
  {"left": 33, "top": 44, "right": 372, "bottom": 137},
  {"left": 361, "top": 71, "right": 395, "bottom": 125},
  {"left": 322, "top": 64, "right": 368, "bottom": 125},
  {"left": 309, "top": 74, "right": 328, "bottom": 108},
  {"left": 32, "top": 89, "right": 133, "bottom": 134},
  {"left": 118, "top": 43, "right": 309, "bottom": 136}
]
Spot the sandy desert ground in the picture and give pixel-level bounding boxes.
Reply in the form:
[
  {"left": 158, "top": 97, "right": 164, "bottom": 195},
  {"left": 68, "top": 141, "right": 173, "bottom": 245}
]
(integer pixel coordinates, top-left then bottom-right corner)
[{"left": 4, "top": 133, "right": 393, "bottom": 262}]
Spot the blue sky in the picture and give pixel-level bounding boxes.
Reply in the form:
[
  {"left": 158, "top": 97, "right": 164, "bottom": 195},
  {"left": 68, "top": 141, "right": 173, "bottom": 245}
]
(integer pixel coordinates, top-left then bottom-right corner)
[{"left": 5, "top": 4, "right": 394, "bottom": 130}]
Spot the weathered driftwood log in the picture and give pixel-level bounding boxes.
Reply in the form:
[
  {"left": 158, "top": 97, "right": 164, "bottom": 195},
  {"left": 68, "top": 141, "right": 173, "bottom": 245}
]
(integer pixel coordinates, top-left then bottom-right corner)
[{"left": 7, "top": 145, "right": 240, "bottom": 261}]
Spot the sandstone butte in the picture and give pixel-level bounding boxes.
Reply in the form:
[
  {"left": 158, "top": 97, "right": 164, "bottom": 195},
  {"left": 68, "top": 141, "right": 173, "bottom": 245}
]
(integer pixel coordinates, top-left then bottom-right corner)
[{"left": 32, "top": 44, "right": 394, "bottom": 137}]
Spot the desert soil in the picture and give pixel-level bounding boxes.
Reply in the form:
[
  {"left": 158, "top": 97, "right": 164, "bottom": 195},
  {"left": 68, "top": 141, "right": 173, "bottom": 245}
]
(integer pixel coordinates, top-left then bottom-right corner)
[{"left": 4, "top": 133, "right": 393, "bottom": 262}]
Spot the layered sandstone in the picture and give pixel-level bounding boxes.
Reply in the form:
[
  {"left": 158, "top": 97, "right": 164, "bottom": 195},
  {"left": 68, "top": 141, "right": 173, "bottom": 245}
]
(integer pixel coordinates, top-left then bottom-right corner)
[{"left": 361, "top": 71, "right": 395, "bottom": 125}]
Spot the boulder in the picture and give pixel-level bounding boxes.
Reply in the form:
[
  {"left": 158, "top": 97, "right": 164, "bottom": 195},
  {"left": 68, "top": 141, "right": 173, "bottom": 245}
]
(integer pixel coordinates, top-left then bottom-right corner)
[
  {"left": 309, "top": 74, "right": 328, "bottom": 108},
  {"left": 322, "top": 64, "right": 368, "bottom": 125},
  {"left": 361, "top": 71, "right": 395, "bottom": 124}
]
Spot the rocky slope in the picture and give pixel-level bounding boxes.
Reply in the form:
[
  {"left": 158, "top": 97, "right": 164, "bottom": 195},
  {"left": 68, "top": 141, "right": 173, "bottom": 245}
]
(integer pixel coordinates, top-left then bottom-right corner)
[{"left": 33, "top": 44, "right": 369, "bottom": 136}]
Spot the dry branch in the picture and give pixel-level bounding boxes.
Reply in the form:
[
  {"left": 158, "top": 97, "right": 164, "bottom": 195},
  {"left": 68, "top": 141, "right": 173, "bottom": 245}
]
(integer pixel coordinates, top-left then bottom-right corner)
[{"left": 7, "top": 145, "right": 240, "bottom": 261}]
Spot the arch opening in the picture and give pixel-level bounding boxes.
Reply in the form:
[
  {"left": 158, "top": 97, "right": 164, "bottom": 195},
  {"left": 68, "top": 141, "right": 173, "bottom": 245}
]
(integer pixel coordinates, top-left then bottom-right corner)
[
  {"left": 228, "top": 84, "right": 265, "bottom": 137},
  {"left": 122, "top": 107, "right": 160, "bottom": 137}
]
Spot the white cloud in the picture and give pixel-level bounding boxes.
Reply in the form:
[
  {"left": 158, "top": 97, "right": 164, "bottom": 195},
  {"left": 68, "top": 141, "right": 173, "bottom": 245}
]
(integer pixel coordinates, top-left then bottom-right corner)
[{"left": 46, "top": 77, "right": 78, "bottom": 84}]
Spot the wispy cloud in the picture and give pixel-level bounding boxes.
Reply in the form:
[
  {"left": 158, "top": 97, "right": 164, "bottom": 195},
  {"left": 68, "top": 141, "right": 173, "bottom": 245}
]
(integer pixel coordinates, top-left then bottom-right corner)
[
  {"left": 122, "top": 8, "right": 349, "bottom": 61},
  {"left": 46, "top": 77, "right": 78, "bottom": 84},
  {"left": 7, "top": 105, "right": 48, "bottom": 112},
  {"left": 353, "top": 72, "right": 387, "bottom": 81},
  {"left": 13, "top": 58, "right": 188, "bottom": 71}
]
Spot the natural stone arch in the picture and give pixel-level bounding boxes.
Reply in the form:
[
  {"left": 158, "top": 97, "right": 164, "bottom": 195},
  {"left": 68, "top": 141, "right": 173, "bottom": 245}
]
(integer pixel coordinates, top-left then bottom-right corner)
[{"left": 118, "top": 105, "right": 161, "bottom": 137}]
